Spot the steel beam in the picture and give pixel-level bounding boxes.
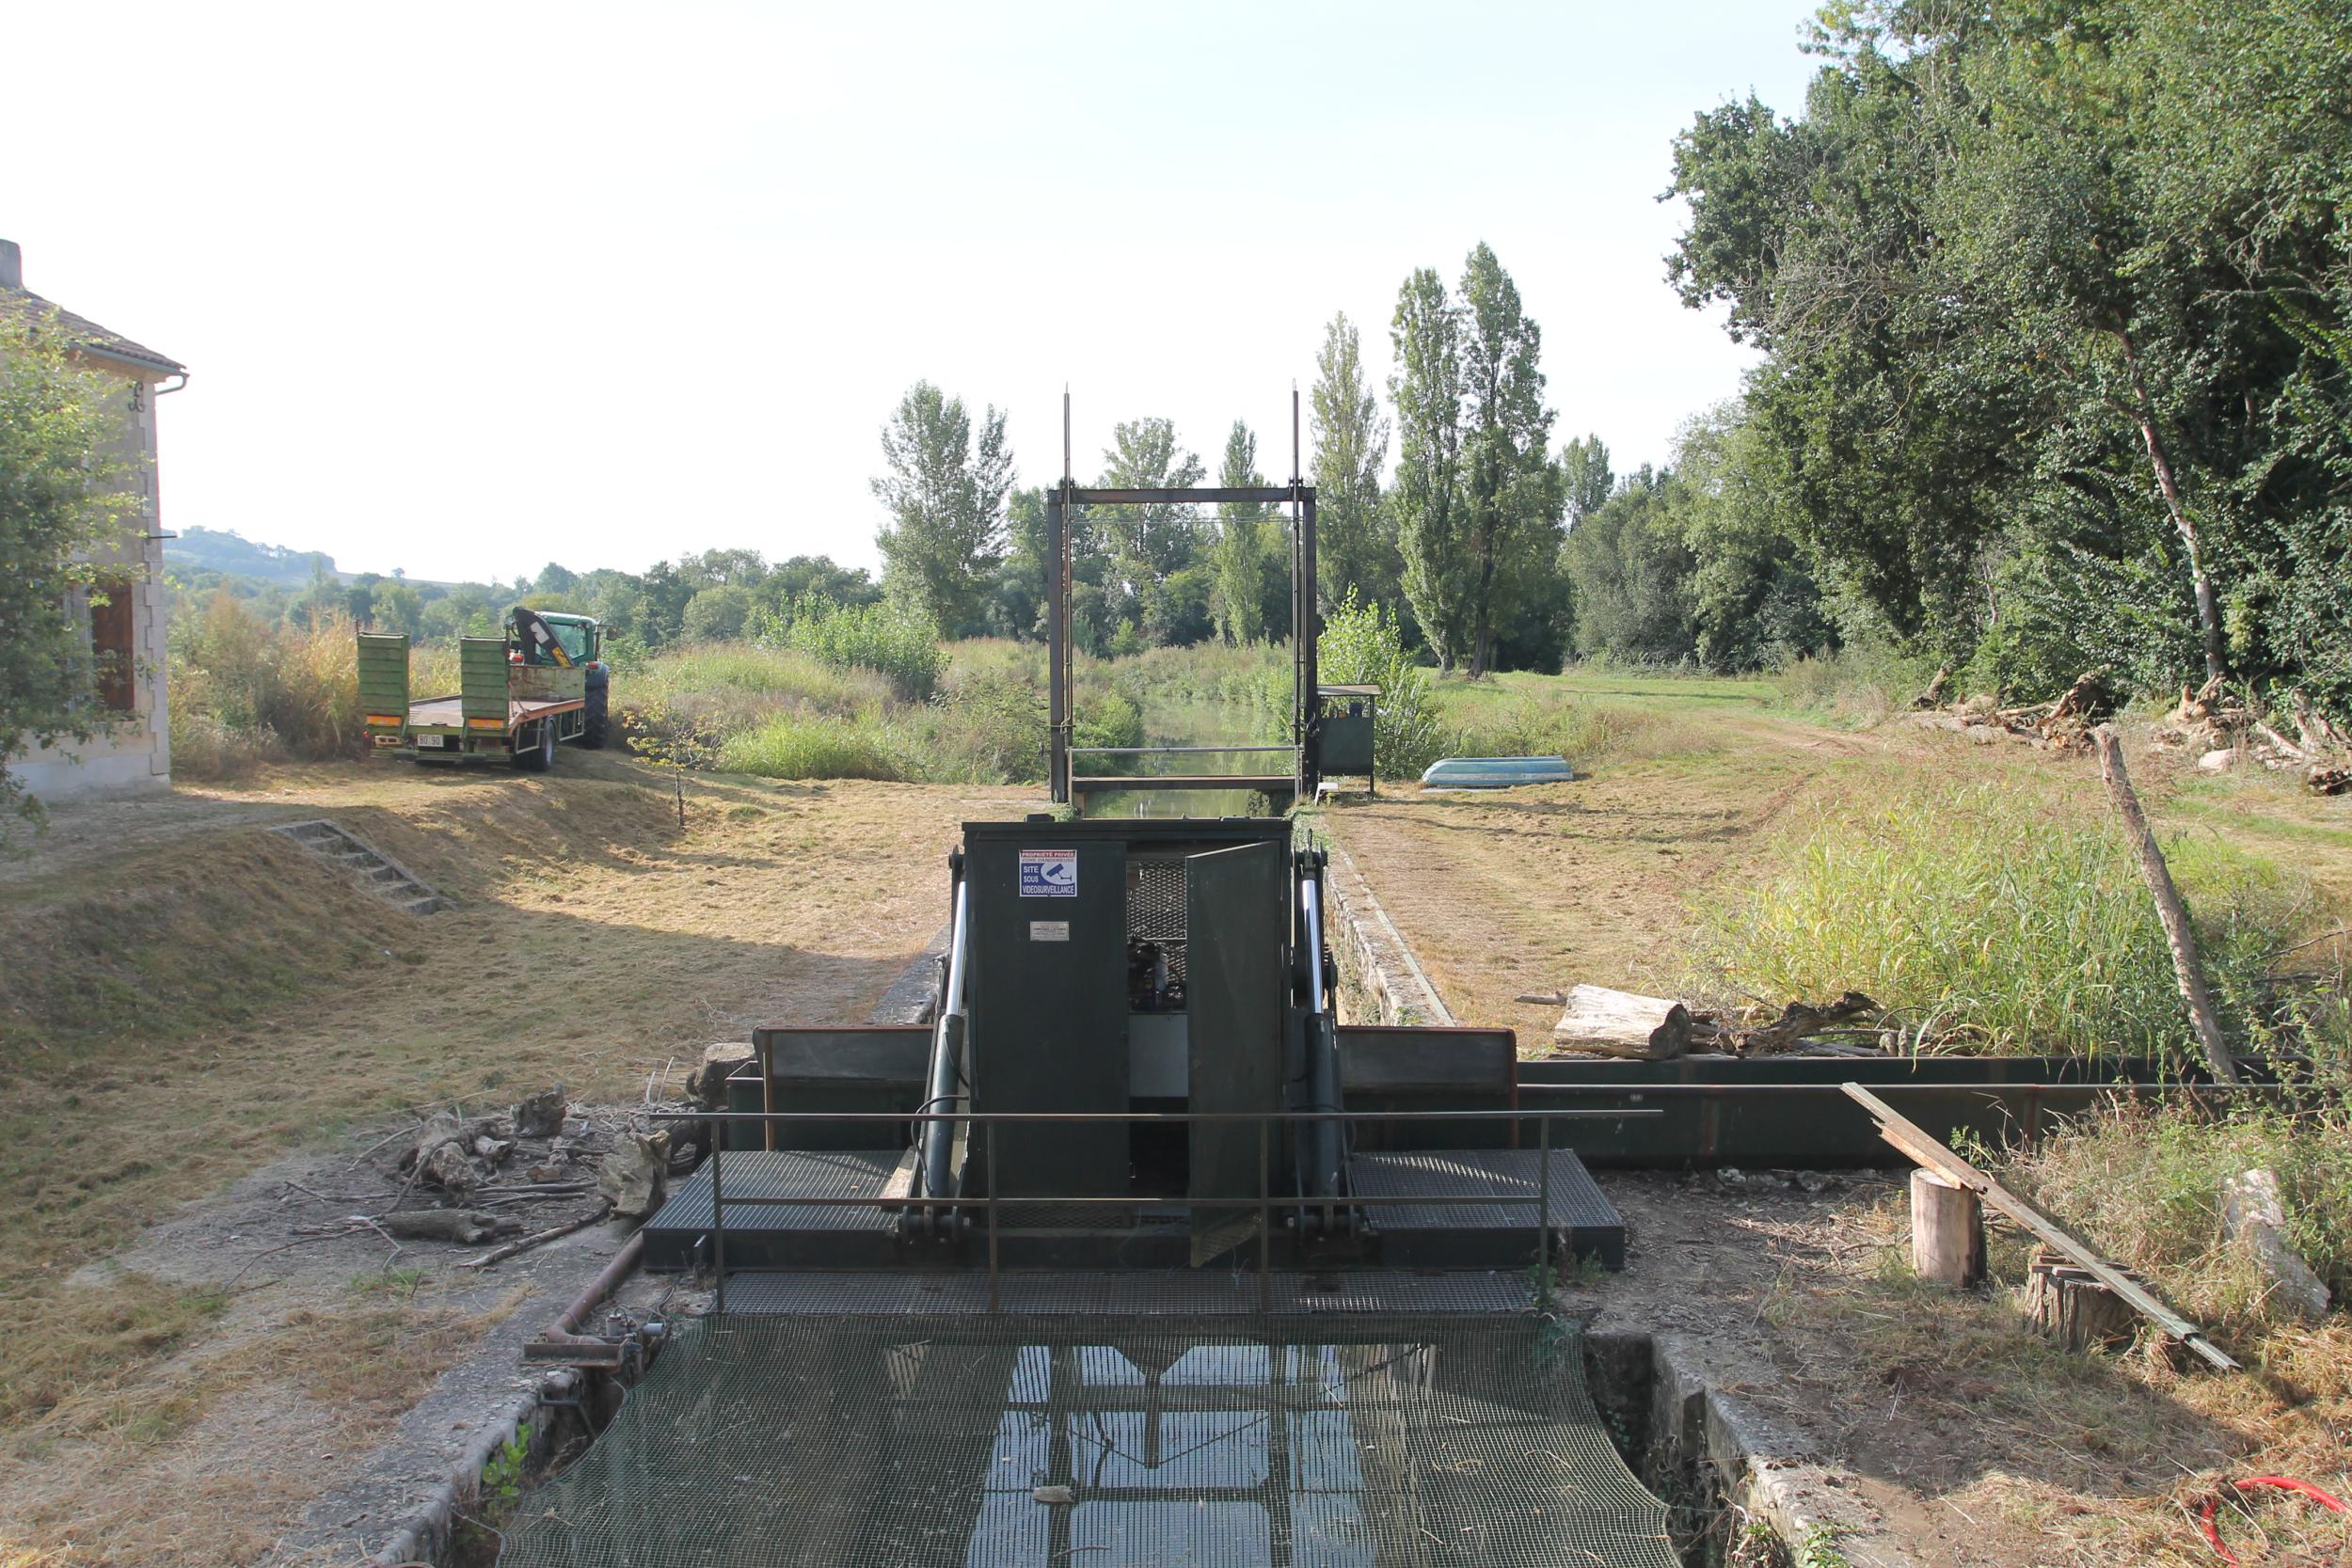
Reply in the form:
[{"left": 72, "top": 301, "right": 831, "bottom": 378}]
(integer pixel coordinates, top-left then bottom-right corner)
[
  {"left": 1063, "top": 485, "right": 1300, "bottom": 506},
  {"left": 1047, "top": 488, "right": 1068, "bottom": 802}
]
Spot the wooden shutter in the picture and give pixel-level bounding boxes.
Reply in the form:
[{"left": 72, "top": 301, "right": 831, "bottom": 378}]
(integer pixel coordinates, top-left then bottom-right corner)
[{"left": 90, "top": 584, "right": 136, "bottom": 713}]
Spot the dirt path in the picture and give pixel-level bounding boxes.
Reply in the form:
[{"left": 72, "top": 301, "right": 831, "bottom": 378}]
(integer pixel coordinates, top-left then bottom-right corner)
[{"left": 1319, "top": 709, "right": 1877, "bottom": 1041}]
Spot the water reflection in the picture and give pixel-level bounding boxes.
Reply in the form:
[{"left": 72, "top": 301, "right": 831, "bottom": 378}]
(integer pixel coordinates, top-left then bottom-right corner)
[{"left": 499, "top": 1318, "right": 1677, "bottom": 1568}]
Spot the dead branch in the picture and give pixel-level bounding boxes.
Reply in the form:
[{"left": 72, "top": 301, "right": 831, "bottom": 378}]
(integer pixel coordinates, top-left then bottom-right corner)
[
  {"left": 2093, "top": 725, "right": 2241, "bottom": 1084},
  {"left": 460, "top": 1200, "right": 615, "bottom": 1270}
]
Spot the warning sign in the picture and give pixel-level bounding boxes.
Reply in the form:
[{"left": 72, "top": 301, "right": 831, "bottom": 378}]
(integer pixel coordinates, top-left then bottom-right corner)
[{"left": 1018, "top": 847, "right": 1078, "bottom": 897}]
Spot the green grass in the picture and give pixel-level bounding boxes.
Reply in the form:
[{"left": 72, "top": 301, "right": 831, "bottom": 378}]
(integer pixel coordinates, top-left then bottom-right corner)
[
  {"left": 718, "top": 713, "right": 903, "bottom": 781},
  {"left": 1691, "top": 770, "right": 2310, "bottom": 1060}
]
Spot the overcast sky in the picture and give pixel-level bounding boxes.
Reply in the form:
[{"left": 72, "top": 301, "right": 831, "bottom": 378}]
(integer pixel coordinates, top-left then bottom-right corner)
[{"left": 4, "top": 2, "right": 1820, "bottom": 584}]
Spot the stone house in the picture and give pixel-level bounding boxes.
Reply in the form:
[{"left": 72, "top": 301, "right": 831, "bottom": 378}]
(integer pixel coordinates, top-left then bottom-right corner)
[{"left": 1, "top": 237, "right": 187, "bottom": 801}]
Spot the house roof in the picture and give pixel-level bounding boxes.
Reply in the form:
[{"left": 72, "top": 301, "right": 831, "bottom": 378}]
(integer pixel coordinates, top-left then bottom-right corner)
[{"left": 0, "top": 286, "right": 184, "bottom": 375}]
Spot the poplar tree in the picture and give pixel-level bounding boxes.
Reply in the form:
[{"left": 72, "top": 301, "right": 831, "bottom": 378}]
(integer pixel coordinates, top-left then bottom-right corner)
[
  {"left": 1456, "top": 244, "right": 1559, "bottom": 677},
  {"left": 871, "top": 382, "right": 1013, "bottom": 637},
  {"left": 1209, "top": 420, "right": 1284, "bottom": 645},
  {"left": 1310, "top": 312, "right": 1398, "bottom": 619},
  {"left": 1389, "top": 268, "right": 1469, "bottom": 668}
]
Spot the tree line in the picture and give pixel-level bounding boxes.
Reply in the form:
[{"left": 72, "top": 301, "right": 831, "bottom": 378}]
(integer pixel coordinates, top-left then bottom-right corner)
[{"left": 159, "top": 0, "right": 2352, "bottom": 712}]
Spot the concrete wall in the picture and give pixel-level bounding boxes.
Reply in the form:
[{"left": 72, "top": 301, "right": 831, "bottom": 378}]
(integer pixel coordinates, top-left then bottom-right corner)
[{"left": 8, "top": 363, "right": 172, "bottom": 804}]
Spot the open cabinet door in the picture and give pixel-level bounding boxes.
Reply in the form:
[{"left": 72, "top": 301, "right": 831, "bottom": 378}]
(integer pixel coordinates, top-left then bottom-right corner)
[{"left": 1184, "top": 841, "right": 1286, "bottom": 1264}]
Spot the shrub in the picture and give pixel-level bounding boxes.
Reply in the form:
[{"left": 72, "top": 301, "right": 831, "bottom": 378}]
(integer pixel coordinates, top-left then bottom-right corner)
[
  {"left": 780, "top": 595, "right": 943, "bottom": 701},
  {"left": 1317, "top": 593, "right": 1443, "bottom": 778},
  {"left": 167, "top": 594, "right": 361, "bottom": 767},
  {"left": 1691, "top": 773, "right": 2304, "bottom": 1061},
  {"left": 717, "top": 714, "right": 901, "bottom": 781}
]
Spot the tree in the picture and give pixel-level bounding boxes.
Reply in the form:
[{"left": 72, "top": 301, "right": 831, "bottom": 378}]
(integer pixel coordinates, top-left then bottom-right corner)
[
  {"left": 0, "top": 309, "right": 137, "bottom": 835},
  {"left": 1389, "top": 267, "right": 1470, "bottom": 668},
  {"left": 533, "top": 562, "right": 579, "bottom": 596},
  {"left": 1310, "top": 312, "right": 1399, "bottom": 621},
  {"left": 871, "top": 381, "right": 1013, "bottom": 637},
  {"left": 1559, "top": 435, "right": 1612, "bottom": 526},
  {"left": 1455, "top": 243, "right": 1560, "bottom": 675},
  {"left": 370, "top": 579, "right": 424, "bottom": 637},
  {"left": 682, "top": 583, "right": 755, "bottom": 642},
  {"left": 1097, "top": 417, "right": 1207, "bottom": 645},
  {"left": 1562, "top": 467, "right": 1696, "bottom": 664},
  {"left": 1208, "top": 420, "right": 1286, "bottom": 644}
]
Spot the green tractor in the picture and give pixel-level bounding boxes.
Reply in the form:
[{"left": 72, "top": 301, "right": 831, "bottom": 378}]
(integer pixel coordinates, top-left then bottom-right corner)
[{"left": 360, "top": 608, "right": 611, "bottom": 769}]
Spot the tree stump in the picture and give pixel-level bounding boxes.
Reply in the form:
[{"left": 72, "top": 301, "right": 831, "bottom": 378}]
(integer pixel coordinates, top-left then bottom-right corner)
[
  {"left": 1910, "top": 1169, "right": 1986, "bottom": 1286},
  {"left": 2024, "top": 1248, "right": 2140, "bottom": 1351}
]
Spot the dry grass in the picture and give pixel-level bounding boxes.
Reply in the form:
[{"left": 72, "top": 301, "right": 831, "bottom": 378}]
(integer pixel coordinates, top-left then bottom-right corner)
[
  {"left": 1691, "top": 1181, "right": 2348, "bottom": 1568},
  {"left": 0, "top": 753, "right": 1027, "bottom": 1564}
]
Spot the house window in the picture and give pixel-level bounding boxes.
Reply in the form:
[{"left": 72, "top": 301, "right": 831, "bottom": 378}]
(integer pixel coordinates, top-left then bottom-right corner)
[{"left": 89, "top": 582, "right": 137, "bottom": 714}]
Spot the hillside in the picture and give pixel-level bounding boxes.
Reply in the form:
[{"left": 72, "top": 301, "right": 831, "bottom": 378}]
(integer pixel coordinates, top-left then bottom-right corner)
[{"left": 165, "top": 526, "right": 339, "bottom": 587}]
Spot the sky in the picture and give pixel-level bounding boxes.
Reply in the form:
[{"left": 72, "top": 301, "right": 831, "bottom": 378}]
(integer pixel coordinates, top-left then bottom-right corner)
[{"left": 3, "top": 2, "right": 1822, "bottom": 584}]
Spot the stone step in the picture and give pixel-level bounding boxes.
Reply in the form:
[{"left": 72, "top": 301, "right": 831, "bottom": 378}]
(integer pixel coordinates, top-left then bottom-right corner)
[{"left": 267, "top": 819, "right": 450, "bottom": 917}]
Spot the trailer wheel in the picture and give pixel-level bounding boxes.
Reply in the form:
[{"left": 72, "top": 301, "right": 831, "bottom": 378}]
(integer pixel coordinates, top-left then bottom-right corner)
[
  {"left": 581, "top": 666, "right": 610, "bottom": 749},
  {"left": 516, "top": 720, "right": 556, "bottom": 772}
]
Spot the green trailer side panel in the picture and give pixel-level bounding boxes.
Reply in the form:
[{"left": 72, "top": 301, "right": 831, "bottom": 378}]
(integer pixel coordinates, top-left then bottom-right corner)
[
  {"left": 357, "top": 634, "right": 409, "bottom": 715},
  {"left": 459, "top": 638, "right": 510, "bottom": 724}
]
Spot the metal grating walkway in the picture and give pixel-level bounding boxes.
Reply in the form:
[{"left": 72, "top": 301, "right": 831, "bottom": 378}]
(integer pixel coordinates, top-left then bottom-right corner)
[
  {"left": 498, "top": 1314, "right": 1679, "bottom": 1568},
  {"left": 1350, "top": 1148, "right": 1627, "bottom": 1270}
]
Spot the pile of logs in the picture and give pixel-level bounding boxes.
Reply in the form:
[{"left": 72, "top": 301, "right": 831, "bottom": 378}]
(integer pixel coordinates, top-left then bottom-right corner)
[
  {"left": 1914, "top": 668, "right": 2350, "bottom": 796},
  {"left": 1525, "top": 983, "right": 1889, "bottom": 1060},
  {"left": 1911, "top": 668, "right": 2114, "bottom": 752},
  {"left": 2158, "top": 681, "right": 2351, "bottom": 795}
]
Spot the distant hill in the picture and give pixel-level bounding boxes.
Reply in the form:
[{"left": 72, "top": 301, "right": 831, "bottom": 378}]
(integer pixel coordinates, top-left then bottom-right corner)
[{"left": 167, "top": 527, "right": 339, "bottom": 587}]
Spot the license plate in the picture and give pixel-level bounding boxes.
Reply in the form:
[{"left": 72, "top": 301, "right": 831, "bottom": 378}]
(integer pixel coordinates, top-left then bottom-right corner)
[{"left": 414, "top": 734, "right": 446, "bottom": 749}]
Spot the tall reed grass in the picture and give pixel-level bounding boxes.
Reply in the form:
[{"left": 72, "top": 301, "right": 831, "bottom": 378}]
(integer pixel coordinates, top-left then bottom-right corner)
[
  {"left": 167, "top": 593, "right": 363, "bottom": 779},
  {"left": 1691, "top": 772, "right": 2306, "bottom": 1060}
]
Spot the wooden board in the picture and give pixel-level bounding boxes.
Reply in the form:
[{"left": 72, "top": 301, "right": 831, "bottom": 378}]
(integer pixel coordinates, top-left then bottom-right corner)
[{"left": 1841, "top": 1082, "right": 2237, "bottom": 1370}]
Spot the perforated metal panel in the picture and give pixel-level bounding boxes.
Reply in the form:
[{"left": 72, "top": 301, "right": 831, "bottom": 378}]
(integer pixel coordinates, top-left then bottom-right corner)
[
  {"left": 497, "top": 1314, "right": 1680, "bottom": 1568},
  {"left": 1128, "top": 857, "right": 1188, "bottom": 987}
]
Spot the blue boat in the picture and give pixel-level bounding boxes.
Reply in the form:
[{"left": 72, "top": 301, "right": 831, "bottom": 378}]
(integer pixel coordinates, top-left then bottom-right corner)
[{"left": 1420, "top": 755, "right": 1575, "bottom": 788}]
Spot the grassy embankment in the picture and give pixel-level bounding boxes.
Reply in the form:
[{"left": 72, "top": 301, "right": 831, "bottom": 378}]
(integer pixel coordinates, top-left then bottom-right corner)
[{"left": 0, "top": 758, "right": 1021, "bottom": 1565}]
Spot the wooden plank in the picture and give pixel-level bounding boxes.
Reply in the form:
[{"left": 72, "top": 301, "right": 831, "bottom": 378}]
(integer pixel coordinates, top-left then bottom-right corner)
[{"left": 1841, "top": 1082, "right": 2238, "bottom": 1370}]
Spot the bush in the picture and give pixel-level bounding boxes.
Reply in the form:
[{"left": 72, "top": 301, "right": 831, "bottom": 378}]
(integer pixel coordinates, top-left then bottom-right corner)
[
  {"left": 717, "top": 714, "right": 901, "bottom": 781},
  {"left": 167, "top": 593, "right": 362, "bottom": 769},
  {"left": 780, "top": 595, "right": 943, "bottom": 701},
  {"left": 1318, "top": 593, "right": 1443, "bottom": 778},
  {"left": 1691, "top": 773, "right": 2305, "bottom": 1061}
]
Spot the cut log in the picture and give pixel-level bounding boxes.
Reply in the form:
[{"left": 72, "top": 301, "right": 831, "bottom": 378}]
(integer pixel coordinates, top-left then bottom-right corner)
[
  {"left": 2025, "top": 1248, "right": 2140, "bottom": 1352},
  {"left": 379, "top": 1209, "right": 524, "bottom": 1244},
  {"left": 1911, "top": 1170, "right": 1985, "bottom": 1286},
  {"left": 1551, "top": 985, "right": 1690, "bottom": 1059},
  {"left": 1911, "top": 666, "right": 1952, "bottom": 709}
]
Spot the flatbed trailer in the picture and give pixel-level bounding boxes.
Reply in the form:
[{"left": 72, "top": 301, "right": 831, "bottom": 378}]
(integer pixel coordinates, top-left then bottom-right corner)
[{"left": 359, "top": 609, "right": 609, "bottom": 771}]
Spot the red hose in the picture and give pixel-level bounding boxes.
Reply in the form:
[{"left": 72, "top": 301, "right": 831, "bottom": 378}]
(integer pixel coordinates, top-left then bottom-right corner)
[{"left": 2197, "top": 1476, "right": 2347, "bottom": 1564}]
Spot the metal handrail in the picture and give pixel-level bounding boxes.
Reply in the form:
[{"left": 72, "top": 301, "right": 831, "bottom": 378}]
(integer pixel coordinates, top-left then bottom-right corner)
[
  {"left": 658, "top": 1105, "right": 1651, "bottom": 1313},
  {"left": 1067, "top": 744, "right": 1298, "bottom": 755}
]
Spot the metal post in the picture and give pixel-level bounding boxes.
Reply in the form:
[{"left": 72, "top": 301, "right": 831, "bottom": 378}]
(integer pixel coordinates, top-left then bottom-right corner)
[
  {"left": 1046, "top": 492, "right": 1068, "bottom": 803},
  {"left": 709, "top": 1126, "right": 727, "bottom": 1316},
  {"left": 1258, "top": 1117, "right": 1272, "bottom": 1315},
  {"left": 1536, "top": 1113, "right": 1552, "bottom": 1302},
  {"left": 985, "top": 1117, "right": 1000, "bottom": 1313},
  {"left": 1298, "top": 490, "right": 1319, "bottom": 800}
]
